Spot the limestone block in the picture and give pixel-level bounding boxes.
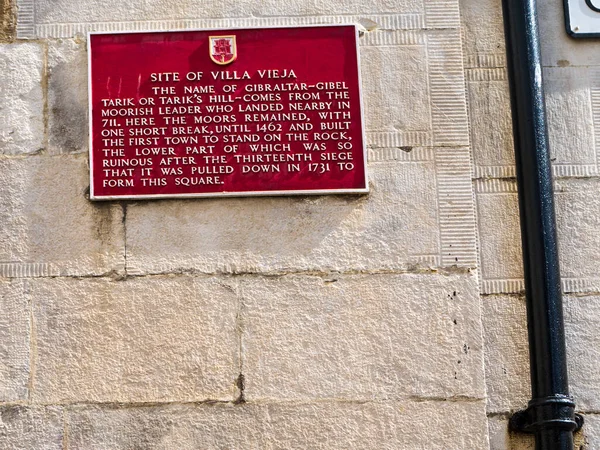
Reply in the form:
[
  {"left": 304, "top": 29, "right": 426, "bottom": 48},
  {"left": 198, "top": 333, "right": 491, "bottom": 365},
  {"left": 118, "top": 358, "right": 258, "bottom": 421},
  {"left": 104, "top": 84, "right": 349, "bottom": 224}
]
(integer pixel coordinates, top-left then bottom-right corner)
[
  {"left": 481, "top": 294, "right": 600, "bottom": 414},
  {"left": 361, "top": 42, "right": 431, "bottom": 134},
  {"left": 126, "top": 161, "right": 442, "bottom": 274},
  {"left": 67, "top": 404, "right": 264, "bottom": 450},
  {"left": 467, "top": 58, "right": 600, "bottom": 180},
  {"left": 539, "top": 0, "right": 600, "bottom": 67},
  {"left": 67, "top": 400, "right": 488, "bottom": 449},
  {"left": 467, "top": 76, "right": 515, "bottom": 174},
  {"left": 30, "top": 276, "right": 239, "bottom": 404},
  {"left": 581, "top": 414, "right": 600, "bottom": 449},
  {"left": 27, "top": 0, "right": 424, "bottom": 27},
  {"left": 0, "top": 155, "right": 124, "bottom": 277},
  {"left": 488, "top": 416, "right": 534, "bottom": 450},
  {"left": 459, "top": 0, "right": 506, "bottom": 67},
  {"left": 0, "top": 280, "right": 29, "bottom": 402},
  {"left": 544, "top": 67, "right": 597, "bottom": 176},
  {"left": 565, "top": 295, "right": 600, "bottom": 411},
  {"left": 555, "top": 179, "right": 600, "bottom": 284},
  {"left": 240, "top": 273, "right": 485, "bottom": 401},
  {"left": 481, "top": 295, "right": 530, "bottom": 413},
  {"left": 0, "top": 43, "right": 43, "bottom": 155},
  {"left": 0, "top": 406, "right": 63, "bottom": 450},
  {"left": 475, "top": 179, "right": 523, "bottom": 294},
  {"left": 362, "top": 28, "right": 469, "bottom": 147},
  {"left": 48, "top": 39, "right": 88, "bottom": 154},
  {"left": 258, "top": 401, "right": 489, "bottom": 449},
  {"left": 476, "top": 178, "right": 600, "bottom": 294}
]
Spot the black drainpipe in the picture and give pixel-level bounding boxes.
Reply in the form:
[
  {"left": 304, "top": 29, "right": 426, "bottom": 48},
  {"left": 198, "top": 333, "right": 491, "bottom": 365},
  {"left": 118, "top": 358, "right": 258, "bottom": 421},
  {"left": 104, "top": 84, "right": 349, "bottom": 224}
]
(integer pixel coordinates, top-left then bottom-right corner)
[{"left": 500, "top": 0, "right": 583, "bottom": 448}]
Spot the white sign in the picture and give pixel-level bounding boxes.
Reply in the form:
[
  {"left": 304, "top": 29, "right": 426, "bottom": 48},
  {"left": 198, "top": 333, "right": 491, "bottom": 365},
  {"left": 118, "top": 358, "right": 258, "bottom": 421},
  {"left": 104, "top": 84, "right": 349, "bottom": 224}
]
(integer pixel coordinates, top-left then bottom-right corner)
[{"left": 565, "top": 0, "right": 600, "bottom": 37}]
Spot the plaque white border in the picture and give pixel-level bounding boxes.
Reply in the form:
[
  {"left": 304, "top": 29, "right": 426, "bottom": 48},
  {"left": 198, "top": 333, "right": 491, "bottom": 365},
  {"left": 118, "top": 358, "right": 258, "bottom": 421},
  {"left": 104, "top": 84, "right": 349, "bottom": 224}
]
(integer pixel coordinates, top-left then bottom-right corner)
[{"left": 87, "top": 24, "right": 369, "bottom": 201}]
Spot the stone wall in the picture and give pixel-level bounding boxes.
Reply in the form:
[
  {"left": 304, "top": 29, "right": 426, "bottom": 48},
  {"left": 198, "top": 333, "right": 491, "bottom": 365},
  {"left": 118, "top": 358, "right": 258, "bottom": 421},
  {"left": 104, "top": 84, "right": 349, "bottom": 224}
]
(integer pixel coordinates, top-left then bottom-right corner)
[
  {"left": 0, "top": 0, "right": 598, "bottom": 448},
  {"left": 463, "top": 0, "right": 600, "bottom": 448}
]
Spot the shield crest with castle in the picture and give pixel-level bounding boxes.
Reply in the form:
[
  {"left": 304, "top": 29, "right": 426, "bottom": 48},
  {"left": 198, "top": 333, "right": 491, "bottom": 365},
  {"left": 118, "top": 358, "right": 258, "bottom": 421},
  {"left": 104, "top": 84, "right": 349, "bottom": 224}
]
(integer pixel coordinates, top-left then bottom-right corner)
[{"left": 209, "top": 36, "right": 237, "bottom": 65}]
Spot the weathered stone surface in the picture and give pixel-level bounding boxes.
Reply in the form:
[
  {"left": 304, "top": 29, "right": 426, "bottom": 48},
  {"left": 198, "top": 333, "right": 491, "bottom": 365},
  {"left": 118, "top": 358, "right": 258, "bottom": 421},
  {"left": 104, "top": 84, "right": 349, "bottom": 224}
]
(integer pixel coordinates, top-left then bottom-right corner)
[
  {"left": 545, "top": 67, "right": 597, "bottom": 174},
  {"left": 48, "top": 39, "right": 88, "bottom": 154},
  {"left": 67, "top": 404, "right": 263, "bottom": 450},
  {"left": 481, "top": 294, "right": 530, "bottom": 413},
  {"left": 0, "top": 0, "right": 15, "bottom": 43},
  {"left": 28, "top": 0, "right": 424, "bottom": 26},
  {"left": 555, "top": 179, "right": 600, "bottom": 283},
  {"left": 0, "top": 156, "right": 124, "bottom": 277},
  {"left": 475, "top": 180, "right": 523, "bottom": 291},
  {"left": 0, "top": 280, "right": 29, "bottom": 402},
  {"left": 126, "top": 161, "right": 441, "bottom": 274},
  {"left": 31, "top": 276, "right": 239, "bottom": 404},
  {"left": 488, "top": 416, "right": 534, "bottom": 450},
  {"left": 241, "top": 273, "right": 485, "bottom": 400},
  {"left": 581, "top": 414, "right": 600, "bottom": 449},
  {"left": 361, "top": 43, "right": 431, "bottom": 133},
  {"left": 476, "top": 178, "right": 600, "bottom": 293},
  {"left": 565, "top": 295, "right": 600, "bottom": 412},
  {"left": 468, "top": 64, "right": 598, "bottom": 180},
  {"left": 459, "top": 0, "right": 505, "bottom": 66},
  {"left": 467, "top": 77, "right": 514, "bottom": 170},
  {"left": 67, "top": 400, "right": 488, "bottom": 449},
  {"left": 0, "top": 406, "right": 63, "bottom": 450},
  {"left": 481, "top": 294, "right": 600, "bottom": 414},
  {"left": 0, "top": 43, "right": 43, "bottom": 155}
]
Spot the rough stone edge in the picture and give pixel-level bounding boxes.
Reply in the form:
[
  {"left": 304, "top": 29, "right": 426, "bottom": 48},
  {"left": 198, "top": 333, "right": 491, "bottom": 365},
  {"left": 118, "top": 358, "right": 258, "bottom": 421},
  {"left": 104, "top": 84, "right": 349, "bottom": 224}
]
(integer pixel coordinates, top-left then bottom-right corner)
[
  {"left": 0, "top": 0, "right": 16, "bottom": 42},
  {"left": 28, "top": 14, "right": 427, "bottom": 40}
]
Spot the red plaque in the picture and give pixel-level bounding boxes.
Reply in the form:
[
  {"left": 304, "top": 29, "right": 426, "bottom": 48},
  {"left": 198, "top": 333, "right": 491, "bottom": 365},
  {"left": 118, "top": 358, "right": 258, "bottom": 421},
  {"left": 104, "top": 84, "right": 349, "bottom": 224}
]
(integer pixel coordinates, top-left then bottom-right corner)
[{"left": 88, "top": 25, "right": 368, "bottom": 200}]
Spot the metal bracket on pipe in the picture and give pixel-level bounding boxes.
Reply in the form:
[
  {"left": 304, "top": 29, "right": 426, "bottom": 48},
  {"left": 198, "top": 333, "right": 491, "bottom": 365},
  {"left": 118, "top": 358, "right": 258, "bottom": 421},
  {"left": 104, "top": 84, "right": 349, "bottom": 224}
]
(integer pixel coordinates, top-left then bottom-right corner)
[{"left": 509, "top": 395, "right": 584, "bottom": 434}]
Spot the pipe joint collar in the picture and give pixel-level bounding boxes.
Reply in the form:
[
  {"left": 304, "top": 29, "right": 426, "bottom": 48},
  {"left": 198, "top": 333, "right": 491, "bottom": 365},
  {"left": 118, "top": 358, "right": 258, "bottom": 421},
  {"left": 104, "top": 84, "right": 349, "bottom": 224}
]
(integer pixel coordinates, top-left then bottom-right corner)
[{"left": 509, "top": 395, "right": 584, "bottom": 434}]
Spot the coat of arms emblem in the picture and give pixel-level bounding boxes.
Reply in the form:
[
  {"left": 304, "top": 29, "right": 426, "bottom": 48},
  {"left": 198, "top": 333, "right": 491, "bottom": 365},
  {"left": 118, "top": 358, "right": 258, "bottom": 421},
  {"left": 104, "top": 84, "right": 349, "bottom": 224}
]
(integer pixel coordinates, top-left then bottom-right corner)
[{"left": 209, "top": 36, "right": 237, "bottom": 65}]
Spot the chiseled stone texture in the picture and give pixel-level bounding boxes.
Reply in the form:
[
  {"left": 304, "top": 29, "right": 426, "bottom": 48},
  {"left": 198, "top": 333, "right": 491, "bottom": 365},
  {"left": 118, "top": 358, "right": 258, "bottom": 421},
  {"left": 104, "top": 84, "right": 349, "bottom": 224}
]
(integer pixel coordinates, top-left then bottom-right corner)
[
  {"left": 31, "top": 276, "right": 239, "bottom": 404},
  {"left": 0, "top": 43, "right": 44, "bottom": 155},
  {"left": 468, "top": 61, "right": 599, "bottom": 180},
  {"left": 475, "top": 179, "right": 523, "bottom": 291},
  {"left": 0, "top": 406, "right": 63, "bottom": 450},
  {"left": 554, "top": 179, "right": 600, "bottom": 283},
  {"left": 0, "top": 155, "right": 124, "bottom": 277},
  {"left": 126, "top": 161, "right": 440, "bottom": 274},
  {"left": 481, "top": 295, "right": 530, "bottom": 413},
  {"left": 361, "top": 42, "right": 431, "bottom": 134},
  {"left": 241, "top": 273, "right": 485, "bottom": 401},
  {"left": 0, "top": 280, "right": 29, "bottom": 402},
  {"left": 467, "top": 76, "right": 514, "bottom": 171},
  {"left": 29, "top": 0, "right": 424, "bottom": 25},
  {"left": 545, "top": 67, "right": 597, "bottom": 175},
  {"left": 581, "top": 414, "right": 600, "bottom": 449},
  {"left": 476, "top": 178, "right": 600, "bottom": 293},
  {"left": 565, "top": 295, "right": 600, "bottom": 412},
  {"left": 48, "top": 39, "right": 88, "bottom": 154},
  {"left": 459, "top": 0, "right": 505, "bottom": 66},
  {"left": 481, "top": 294, "right": 600, "bottom": 415},
  {"left": 488, "top": 416, "right": 534, "bottom": 450},
  {"left": 67, "top": 400, "right": 488, "bottom": 449}
]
